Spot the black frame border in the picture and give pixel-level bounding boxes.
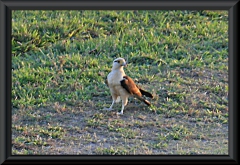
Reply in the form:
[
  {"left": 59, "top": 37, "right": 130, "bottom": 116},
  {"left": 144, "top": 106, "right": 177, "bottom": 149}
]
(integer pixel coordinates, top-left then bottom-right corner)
[{"left": 0, "top": 0, "right": 239, "bottom": 164}]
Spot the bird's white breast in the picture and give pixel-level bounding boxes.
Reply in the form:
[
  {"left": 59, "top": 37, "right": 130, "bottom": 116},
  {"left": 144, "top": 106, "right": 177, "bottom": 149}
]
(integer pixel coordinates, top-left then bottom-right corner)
[
  {"left": 107, "top": 67, "right": 130, "bottom": 98},
  {"left": 107, "top": 70, "right": 125, "bottom": 86}
]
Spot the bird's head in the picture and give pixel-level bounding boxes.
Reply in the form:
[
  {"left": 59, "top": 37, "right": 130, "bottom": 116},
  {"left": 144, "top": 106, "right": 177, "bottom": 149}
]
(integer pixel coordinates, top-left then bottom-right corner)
[{"left": 112, "top": 57, "right": 127, "bottom": 70}]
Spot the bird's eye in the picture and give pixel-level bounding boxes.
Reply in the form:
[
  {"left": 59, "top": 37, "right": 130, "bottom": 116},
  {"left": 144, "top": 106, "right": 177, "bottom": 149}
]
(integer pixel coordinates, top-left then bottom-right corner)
[{"left": 114, "top": 60, "right": 120, "bottom": 63}]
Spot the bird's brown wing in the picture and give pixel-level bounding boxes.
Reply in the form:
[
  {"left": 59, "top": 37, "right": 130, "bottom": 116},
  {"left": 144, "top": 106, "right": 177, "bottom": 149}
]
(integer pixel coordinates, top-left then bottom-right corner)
[
  {"left": 137, "top": 85, "right": 153, "bottom": 98},
  {"left": 120, "top": 76, "right": 153, "bottom": 106},
  {"left": 120, "top": 76, "right": 142, "bottom": 96}
]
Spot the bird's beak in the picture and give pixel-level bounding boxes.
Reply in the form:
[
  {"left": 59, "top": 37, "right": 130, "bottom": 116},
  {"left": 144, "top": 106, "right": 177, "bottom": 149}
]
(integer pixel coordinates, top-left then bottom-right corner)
[{"left": 122, "top": 62, "right": 127, "bottom": 67}]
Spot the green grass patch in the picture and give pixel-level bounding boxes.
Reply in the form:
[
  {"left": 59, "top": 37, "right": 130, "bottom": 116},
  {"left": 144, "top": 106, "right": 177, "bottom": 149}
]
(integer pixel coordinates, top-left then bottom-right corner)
[{"left": 12, "top": 10, "right": 228, "bottom": 155}]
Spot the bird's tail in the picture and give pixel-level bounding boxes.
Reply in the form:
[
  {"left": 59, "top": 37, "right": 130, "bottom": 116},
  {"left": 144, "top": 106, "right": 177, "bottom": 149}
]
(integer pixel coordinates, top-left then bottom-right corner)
[
  {"left": 139, "top": 88, "right": 153, "bottom": 98},
  {"left": 135, "top": 95, "right": 151, "bottom": 106}
]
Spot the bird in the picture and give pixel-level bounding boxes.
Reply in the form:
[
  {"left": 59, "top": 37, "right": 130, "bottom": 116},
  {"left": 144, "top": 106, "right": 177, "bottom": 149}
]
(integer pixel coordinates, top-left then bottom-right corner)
[{"left": 104, "top": 57, "right": 153, "bottom": 115}]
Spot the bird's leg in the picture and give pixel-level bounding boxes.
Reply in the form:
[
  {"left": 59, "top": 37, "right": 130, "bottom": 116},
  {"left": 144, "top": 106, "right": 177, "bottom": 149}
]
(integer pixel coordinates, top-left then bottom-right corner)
[
  {"left": 104, "top": 94, "right": 118, "bottom": 111},
  {"left": 117, "top": 96, "right": 128, "bottom": 115},
  {"left": 109, "top": 100, "right": 115, "bottom": 110},
  {"left": 103, "top": 100, "right": 115, "bottom": 111},
  {"left": 116, "top": 104, "right": 124, "bottom": 115}
]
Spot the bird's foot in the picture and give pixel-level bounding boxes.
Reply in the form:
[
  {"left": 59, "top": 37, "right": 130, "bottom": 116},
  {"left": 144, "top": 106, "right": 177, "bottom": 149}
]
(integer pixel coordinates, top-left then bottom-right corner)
[
  {"left": 103, "top": 107, "right": 113, "bottom": 111},
  {"left": 117, "top": 112, "right": 123, "bottom": 115}
]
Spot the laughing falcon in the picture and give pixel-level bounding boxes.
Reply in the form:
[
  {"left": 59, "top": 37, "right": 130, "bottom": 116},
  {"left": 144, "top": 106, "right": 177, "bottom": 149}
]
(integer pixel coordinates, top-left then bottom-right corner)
[{"left": 104, "top": 57, "right": 153, "bottom": 115}]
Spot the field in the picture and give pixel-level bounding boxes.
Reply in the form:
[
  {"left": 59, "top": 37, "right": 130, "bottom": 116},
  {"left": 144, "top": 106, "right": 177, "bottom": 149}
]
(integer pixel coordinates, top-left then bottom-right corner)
[{"left": 12, "top": 10, "right": 228, "bottom": 155}]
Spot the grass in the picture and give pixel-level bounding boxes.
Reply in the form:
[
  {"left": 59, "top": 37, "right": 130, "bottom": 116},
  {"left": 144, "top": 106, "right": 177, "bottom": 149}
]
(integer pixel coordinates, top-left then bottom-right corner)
[{"left": 12, "top": 10, "right": 228, "bottom": 155}]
